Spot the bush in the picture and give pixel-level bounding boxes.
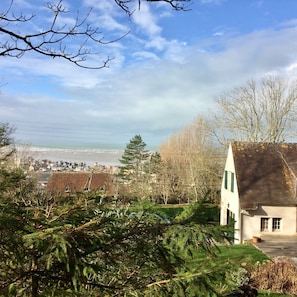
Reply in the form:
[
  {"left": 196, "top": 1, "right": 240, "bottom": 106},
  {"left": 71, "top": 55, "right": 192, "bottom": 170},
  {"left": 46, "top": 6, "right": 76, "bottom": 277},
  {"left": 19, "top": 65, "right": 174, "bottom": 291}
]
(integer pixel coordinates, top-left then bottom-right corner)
[
  {"left": 249, "top": 257, "right": 297, "bottom": 295},
  {"left": 228, "top": 267, "right": 250, "bottom": 287}
]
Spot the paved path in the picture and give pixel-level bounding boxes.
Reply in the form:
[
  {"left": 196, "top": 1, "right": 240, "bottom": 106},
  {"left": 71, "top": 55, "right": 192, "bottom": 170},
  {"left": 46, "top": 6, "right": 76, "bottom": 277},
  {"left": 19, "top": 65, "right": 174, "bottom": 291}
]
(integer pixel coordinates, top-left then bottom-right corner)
[{"left": 253, "top": 235, "right": 297, "bottom": 263}]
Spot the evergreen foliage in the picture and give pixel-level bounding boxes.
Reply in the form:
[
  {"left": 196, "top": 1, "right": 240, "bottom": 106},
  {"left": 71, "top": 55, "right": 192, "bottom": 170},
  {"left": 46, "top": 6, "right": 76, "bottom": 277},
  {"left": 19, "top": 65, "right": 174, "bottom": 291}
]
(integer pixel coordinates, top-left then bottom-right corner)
[
  {"left": 0, "top": 125, "right": 243, "bottom": 296},
  {"left": 118, "top": 135, "right": 155, "bottom": 199},
  {"left": 118, "top": 134, "right": 149, "bottom": 181},
  {"left": 0, "top": 192, "right": 234, "bottom": 297}
]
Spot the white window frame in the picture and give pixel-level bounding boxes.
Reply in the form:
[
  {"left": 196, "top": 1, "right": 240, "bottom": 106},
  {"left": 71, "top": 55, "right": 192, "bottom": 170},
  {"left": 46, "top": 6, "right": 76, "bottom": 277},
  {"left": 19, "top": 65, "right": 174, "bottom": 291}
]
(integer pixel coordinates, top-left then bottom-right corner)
[
  {"left": 260, "top": 217, "right": 282, "bottom": 232},
  {"left": 272, "top": 218, "right": 281, "bottom": 232},
  {"left": 260, "top": 217, "right": 269, "bottom": 232}
]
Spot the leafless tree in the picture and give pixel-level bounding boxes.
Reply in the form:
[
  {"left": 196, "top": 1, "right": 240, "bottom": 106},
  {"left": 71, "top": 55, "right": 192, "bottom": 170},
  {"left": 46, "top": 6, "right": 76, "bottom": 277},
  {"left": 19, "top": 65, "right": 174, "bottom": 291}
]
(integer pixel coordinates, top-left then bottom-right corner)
[
  {"left": 212, "top": 76, "right": 297, "bottom": 144},
  {"left": 0, "top": 0, "right": 191, "bottom": 69},
  {"left": 159, "top": 116, "right": 223, "bottom": 204}
]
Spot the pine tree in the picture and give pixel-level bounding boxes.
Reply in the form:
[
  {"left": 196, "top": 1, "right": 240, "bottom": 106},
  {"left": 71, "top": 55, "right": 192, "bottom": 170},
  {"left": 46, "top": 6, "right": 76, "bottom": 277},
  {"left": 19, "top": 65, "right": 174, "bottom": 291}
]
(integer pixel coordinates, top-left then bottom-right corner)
[
  {"left": 118, "top": 134, "right": 150, "bottom": 198},
  {"left": 0, "top": 126, "right": 239, "bottom": 297},
  {"left": 0, "top": 191, "right": 234, "bottom": 297},
  {"left": 143, "top": 151, "right": 163, "bottom": 201}
]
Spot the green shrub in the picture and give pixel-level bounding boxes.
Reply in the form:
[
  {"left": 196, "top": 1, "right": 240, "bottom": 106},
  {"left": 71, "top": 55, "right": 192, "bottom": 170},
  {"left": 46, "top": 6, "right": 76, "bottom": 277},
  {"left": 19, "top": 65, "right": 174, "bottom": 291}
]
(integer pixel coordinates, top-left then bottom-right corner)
[{"left": 154, "top": 205, "right": 186, "bottom": 219}]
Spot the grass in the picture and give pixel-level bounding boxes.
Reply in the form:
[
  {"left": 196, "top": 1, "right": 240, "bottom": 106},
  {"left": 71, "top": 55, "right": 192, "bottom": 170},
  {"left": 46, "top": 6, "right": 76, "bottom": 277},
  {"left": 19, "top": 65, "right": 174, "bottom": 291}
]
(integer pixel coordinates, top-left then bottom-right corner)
[
  {"left": 188, "top": 244, "right": 294, "bottom": 296},
  {"left": 138, "top": 203, "right": 293, "bottom": 296},
  {"left": 258, "top": 290, "right": 294, "bottom": 296},
  {"left": 189, "top": 243, "right": 270, "bottom": 269},
  {"left": 216, "top": 244, "right": 269, "bottom": 264}
]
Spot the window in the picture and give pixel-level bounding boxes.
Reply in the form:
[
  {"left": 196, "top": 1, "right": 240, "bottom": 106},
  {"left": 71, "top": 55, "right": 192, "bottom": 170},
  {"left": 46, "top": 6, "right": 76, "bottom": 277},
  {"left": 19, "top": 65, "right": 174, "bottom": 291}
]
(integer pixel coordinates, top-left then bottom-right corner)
[
  {"left": 227, "top": 209, "right": 235, "bottom": 224},
  {"left": 260, "top": 217, "right": 282, "bottom": 232},
  {"left": 261, "top": 218, "right": 269, "bottom": 231},
  {"left": 272, "top": 218, "right": 281, "bottom": 231},
  {"left": 224, "top": 170, "right": 235, "bottom": 192},
  {"left": 224, "top": 170, "right": 228, "bottom": 189},
  {"left": 231, "top": 172, "right": 235, "bottom": 192}
]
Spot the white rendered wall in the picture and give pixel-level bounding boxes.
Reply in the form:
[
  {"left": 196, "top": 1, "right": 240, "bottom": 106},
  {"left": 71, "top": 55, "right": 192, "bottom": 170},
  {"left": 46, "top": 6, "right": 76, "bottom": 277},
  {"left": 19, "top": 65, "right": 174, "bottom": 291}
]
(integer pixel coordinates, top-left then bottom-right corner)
[
  {"left": 220, "top": 144, "right": 241, "bottom": 243},
  {"left": 242, "top": 205, "right": 297, "bottom": 242}
]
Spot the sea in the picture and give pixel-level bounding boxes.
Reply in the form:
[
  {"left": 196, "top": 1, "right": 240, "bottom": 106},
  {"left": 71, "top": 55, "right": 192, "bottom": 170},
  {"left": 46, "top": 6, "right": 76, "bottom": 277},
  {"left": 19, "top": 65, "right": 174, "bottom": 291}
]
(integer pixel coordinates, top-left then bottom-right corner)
[{"left": 16, "top": 145, "right": 124, "bottom": 166}]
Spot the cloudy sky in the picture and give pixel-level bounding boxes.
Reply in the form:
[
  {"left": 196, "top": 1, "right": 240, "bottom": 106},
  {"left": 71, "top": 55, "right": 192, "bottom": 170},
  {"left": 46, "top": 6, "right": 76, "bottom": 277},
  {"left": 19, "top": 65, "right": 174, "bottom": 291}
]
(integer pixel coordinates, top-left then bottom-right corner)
[{"left": 1, "top": 0, "right": 297, "bottom": 149}]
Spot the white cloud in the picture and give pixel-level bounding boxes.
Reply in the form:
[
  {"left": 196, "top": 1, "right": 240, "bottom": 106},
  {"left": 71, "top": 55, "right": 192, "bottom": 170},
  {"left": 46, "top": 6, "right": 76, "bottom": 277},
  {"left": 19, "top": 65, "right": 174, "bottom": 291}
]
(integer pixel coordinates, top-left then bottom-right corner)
[
  {"left": 132, "top": 2, "right": 162, "bottom": 37},
  {"left": 83, "top": 0, "right": 116, "bottom": 14},
  {"left": 3, "top": 2, "right": 297, "bottom": 148},
  {"left": 10, "top": 0, "right": 34, "bottom": 9},
  {"left": 279, "top": 18, "right": 297, "bottom": 28},
  {"left": 144, "top": 36, "right": 167, "bottom": 51},
  {"left": 212, "top": 31, "right": 224, "bottom": 36},
  {"left": 131, "top": 51, "right": 160, "bottom": 61}
]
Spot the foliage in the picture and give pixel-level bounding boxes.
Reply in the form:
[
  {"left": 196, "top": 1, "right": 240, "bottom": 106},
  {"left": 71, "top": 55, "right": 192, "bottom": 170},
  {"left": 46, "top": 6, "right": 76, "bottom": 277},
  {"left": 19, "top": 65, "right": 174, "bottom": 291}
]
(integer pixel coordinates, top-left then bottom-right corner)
[
  {"left": 118, "top": 135, "right": 160, "bottom": 199},
  {"left": 0, "top": 123, "right": 234, "bottom": 297},
  {"left": 0, "top": 191, "right": 238, "bottom": 297},
  {"left": 0, "top": 123, "right": 278, "bottom": 297},
  {"left": 151, "top": 205, "right": 186, "bottom": 220},
  {"left": 144, "top": 151, "right": 163, "bottom": 200},
  {"left": 118, "top": 134, "right": 148, "bottom": 176},
  {"left": 182, "top": 243, "right": 269, "bottom": 296},
  {"left": 159, "top": 116, "right": 224, "bottom": 204},
  {"left": 0, "top": 122, "right": 35, "bottom": 202},
  {"left": 175, "top": 197, "right": 220, "bottom": 224},
  {"left": 227, "top": 267, "right": 250, "bottom": 287},
  {"left": 249, "top": 257, "right": 297, "bottom": 295},
  {"left": 0, "top": 123, "right": 15, "bottom": 147},
  {"left": 131, "top": 199, "right": 186, "bottom": 221}
]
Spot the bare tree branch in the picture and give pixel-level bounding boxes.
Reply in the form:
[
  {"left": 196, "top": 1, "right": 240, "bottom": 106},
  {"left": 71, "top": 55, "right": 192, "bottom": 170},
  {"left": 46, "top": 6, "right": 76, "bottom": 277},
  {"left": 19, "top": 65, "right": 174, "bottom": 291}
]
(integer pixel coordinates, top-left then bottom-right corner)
[
  {"left": 0, "top": 0, "right": 190, "bottom": 69},
  {"left": 0, "top": 0, "right": 127, "bottom": 69},
  {"left": 115, "top": 0, "right": 192, "bottom": 16},
  {"left": 212, "top": 76, "right": 297, "bottom": 144}
]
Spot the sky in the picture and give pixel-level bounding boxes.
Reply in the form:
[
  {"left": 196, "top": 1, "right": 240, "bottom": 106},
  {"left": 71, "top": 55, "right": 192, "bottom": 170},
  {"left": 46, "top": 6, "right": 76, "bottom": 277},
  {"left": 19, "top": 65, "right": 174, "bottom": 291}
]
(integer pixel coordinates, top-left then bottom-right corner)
[{"left": 1, "top": 0, "right": 297, "bottom": 150}]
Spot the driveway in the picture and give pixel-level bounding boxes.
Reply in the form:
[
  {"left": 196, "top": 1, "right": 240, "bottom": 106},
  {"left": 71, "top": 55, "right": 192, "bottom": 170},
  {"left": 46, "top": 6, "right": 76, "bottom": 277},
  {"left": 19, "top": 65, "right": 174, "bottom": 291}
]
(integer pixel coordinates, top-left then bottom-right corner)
[{"left": 253, "top": 235, "right": 297, "bottom": 263}]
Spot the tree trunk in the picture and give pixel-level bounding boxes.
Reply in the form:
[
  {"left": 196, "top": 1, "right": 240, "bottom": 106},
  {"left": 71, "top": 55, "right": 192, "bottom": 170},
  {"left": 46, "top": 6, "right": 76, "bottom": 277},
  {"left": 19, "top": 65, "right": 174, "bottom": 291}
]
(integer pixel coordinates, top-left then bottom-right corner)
[{"left": 32, "top": 274, "right": 39, "bottom": 297}]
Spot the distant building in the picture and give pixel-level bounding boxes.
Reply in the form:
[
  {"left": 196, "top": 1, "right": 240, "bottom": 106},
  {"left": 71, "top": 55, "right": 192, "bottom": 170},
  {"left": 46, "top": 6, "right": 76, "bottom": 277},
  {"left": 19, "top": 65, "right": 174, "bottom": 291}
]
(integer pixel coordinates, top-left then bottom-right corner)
[{"left": 47, "top": 172, "right": 116, "bottom": 196}]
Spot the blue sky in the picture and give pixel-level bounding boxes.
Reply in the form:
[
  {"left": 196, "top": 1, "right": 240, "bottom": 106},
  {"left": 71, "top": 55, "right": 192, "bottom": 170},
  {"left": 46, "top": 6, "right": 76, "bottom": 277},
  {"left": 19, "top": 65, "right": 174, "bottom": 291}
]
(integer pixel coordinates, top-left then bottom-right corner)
[{"left": 1, "top": 0, "right": 297, "bottom": 149}]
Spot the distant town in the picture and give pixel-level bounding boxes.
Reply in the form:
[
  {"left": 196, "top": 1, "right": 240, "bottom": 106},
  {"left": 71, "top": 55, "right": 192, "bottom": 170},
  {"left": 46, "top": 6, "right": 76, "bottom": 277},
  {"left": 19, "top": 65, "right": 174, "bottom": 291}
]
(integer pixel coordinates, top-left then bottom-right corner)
[
  {"left": 26, "top": 157, "right": 119, "bottom": 174},
  {"left": 23, "top": 157, "right": 119, "bottom": 190}
]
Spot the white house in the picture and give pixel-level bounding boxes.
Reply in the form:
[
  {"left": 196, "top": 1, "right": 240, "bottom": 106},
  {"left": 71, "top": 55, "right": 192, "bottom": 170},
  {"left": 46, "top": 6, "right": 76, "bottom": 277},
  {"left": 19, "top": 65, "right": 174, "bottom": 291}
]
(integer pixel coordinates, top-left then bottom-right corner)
[{"left": 220, "top": 142, "right": 297, "bottom": 244}]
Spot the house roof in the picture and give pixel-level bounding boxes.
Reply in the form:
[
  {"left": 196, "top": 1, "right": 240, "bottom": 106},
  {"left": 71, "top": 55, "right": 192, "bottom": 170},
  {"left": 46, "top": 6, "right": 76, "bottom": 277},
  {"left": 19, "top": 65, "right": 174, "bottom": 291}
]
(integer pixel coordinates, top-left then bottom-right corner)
[
  {"left": 47, "top": 172, "right": 115, "bottom": 195},
  {"left": 231, "top": 142, "right": 297, "bottom": 209}
]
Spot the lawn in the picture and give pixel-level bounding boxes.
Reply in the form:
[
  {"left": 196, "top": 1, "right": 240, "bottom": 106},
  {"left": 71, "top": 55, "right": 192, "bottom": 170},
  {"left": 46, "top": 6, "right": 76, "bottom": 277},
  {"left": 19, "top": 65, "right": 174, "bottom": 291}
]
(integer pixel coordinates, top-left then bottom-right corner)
[
  {"left": 189, "top": 244, "right": 294, "bottom": 296},
  {"left": 139, "top": 204, "right": 294, "bottom": 296},
  {"left": 258, "top": 291, "right": 293, "bottom": 296},
  {"left": 189, "top": 243, "right": 270, "bottom": 269},
  {"left": 216, "top": 244, "right": 269, "bottom": 264}
]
